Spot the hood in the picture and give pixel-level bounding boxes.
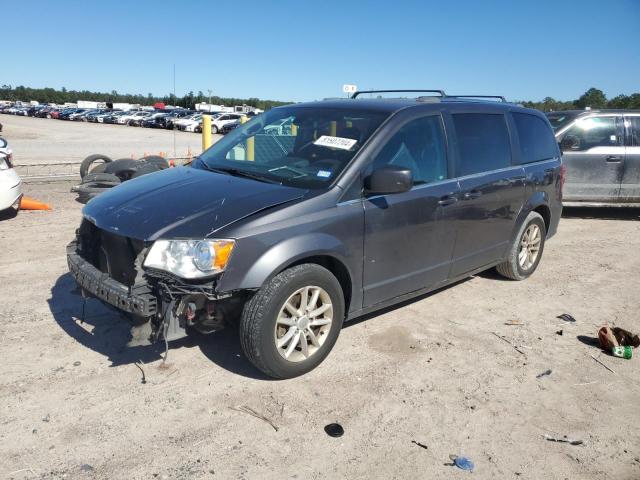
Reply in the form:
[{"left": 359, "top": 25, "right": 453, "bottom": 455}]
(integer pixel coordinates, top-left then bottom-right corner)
[{"left": 83, "top": 166, "right": 306, "bottom": 241}]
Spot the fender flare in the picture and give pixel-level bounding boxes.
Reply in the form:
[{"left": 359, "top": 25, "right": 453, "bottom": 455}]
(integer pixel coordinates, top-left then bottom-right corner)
[
  {"left": 510, "top": 191, "right": 550, "bottom": 246},
  {"left": 218, "top": 233, "right": 354, "bottom": 293}
]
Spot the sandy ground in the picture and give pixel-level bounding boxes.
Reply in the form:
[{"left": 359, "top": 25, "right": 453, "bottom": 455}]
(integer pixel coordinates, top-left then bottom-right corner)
[
  {"left": 1, "top": 115, "right": 220, "bottom": 165},
  {"left": 1, "top": 116, "right": 640, "bottom": 479}
]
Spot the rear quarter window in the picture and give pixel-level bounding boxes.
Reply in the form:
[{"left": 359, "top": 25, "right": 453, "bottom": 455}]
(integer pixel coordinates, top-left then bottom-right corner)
[
  {"left": 452, "top": 113, "right": 511, "bottom": 176},
  {"left": 513, "top": 112, "right": 558, "bottom": 163}
]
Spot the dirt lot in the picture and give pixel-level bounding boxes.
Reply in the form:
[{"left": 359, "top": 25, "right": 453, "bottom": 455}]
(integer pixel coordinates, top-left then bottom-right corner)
[
  {"left": 1, "top": 116, "right": 640, "bottom": 479},
  {"left": 2, "top": 115, "right": 218, "bottom": 165}
]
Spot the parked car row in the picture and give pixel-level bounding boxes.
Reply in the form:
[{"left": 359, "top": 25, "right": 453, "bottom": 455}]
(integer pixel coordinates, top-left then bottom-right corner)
[{"left": 0, "top": 103, "right": 256, "bottom": 134}]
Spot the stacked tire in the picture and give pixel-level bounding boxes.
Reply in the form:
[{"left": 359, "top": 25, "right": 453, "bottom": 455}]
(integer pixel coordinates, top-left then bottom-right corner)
[{"left": 72, "top": 154, "right": 169, "bottom": 204}]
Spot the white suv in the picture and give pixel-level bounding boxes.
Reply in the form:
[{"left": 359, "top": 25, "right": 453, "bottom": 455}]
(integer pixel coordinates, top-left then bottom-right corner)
[{"left": 211, "top": 114, "right": 244, "bottom": 134}]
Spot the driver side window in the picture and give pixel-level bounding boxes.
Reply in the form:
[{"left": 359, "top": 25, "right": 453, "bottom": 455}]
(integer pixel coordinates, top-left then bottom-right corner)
[
  {"left": 561, "top": 116, "right": 623, "bottom": 152},
  {"left": 371, "top": 115, "right": 448, "bottom": 185}
]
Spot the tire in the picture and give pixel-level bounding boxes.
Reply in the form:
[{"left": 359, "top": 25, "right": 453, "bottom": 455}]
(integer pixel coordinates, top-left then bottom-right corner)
[
  {"left": 139, "top": 155, "right": 169, "bottom": 170},
  {"left": 131, "top": 163, "right": 162, "bottom": 179},
  {"left": 239, "top": 264, "right": 345, "bottom": 379},
  {"left": 104, "top": 158, "right": 142, "bottom": 180},
  {"left": 496, "top": 212, "right": 546, "bottom": 281},
  {"left": 80, "top": 154, "right": 112, "bottom": 179},
  {"left": 81, "top": 172, "right": 121, "bottom": 185},
  {"left": 211, "top": 125, "right": 219, "bottom": 134},
  {"left": 89, "top": 163, "right": 108, "bottom": 174}
]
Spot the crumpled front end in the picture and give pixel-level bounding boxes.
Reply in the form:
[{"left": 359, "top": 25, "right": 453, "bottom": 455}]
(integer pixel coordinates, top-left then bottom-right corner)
[{"left": 67, "top": 218, "right": 242, "bottom": 345}]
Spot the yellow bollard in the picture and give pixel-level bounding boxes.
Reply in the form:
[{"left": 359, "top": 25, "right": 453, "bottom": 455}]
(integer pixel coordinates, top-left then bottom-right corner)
[
  {"left": 329, "top": 121, "right": 337, "bottom": 137},
  {"left": 240, "top": 116, "right": 254, "bottom": 161},
  {"left": 202, "top": 115, "right": 212, "bottom": 151}
]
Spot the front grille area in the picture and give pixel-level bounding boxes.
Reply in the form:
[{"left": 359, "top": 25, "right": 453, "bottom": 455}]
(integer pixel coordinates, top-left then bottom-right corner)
[{"left": 78, "top": 219, "right": 145, "bottom": 287}]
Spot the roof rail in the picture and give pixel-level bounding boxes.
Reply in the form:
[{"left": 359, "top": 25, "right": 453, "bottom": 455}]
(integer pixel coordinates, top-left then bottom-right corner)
[
  {"left": 446, "top": 95, "right": 507, "bottom": 102},
  {"left": 351, "top": 89, "right": 446, "bottom": 99}
]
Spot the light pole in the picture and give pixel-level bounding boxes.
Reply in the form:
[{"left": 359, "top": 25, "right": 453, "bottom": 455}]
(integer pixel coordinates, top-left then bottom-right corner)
[{"left": 207, "top": 89, "right": 212, "bottom": 105}]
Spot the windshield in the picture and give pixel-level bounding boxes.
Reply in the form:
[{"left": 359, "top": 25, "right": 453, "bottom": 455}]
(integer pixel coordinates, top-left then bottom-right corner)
[
  {"left": 196, "top": 106, "right": 388, "bottom": 189},
  {"left": 546, "top": 112, "right": 580, "bottom": 132}
]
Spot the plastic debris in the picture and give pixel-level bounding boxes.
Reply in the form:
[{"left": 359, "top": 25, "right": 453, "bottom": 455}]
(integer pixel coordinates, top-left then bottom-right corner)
[
  {"left": 598, "top": 326, "right": 639, "bottom": 360},
  {"left": 612, "top": 346, "right": 632, "bottom": 359},
  {"left": 556, "top": 330, "right": 563, "bottom": 336},
  {"left": 449, "top": 455, "right": 474, "bottom": 471},
  {"left": 324, "top": 423, "right": 344, "bottom": 438}
]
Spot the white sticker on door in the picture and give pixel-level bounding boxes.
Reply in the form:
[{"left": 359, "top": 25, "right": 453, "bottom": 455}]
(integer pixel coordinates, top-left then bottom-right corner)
[{"left": 313, "top": 135, "right": 357, "bottom": 150}]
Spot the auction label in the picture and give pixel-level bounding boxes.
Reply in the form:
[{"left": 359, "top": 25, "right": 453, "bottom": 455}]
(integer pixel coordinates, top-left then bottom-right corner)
[{"left": 314, "top": 135, "right": 357, "bottom": 150}]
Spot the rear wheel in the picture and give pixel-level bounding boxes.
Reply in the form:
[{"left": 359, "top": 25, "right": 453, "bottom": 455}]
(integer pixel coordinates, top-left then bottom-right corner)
[
  {"left": 496, "top": 212, "right": 546, "bottom": 280},
  {"left": 211, "top": 125, "right": 219, "bottom": 134},
  {"left": 239, "top": 264, "right": 344, "bottom": 379}
]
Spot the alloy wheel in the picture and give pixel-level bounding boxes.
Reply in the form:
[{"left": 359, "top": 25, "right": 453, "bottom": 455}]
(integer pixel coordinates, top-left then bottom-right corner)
[
  {"left": 274, "top": 286, "right": 333, "bottom": 362},
  {"left": 518, "top": 224, "right": 541, "bottom": 270}
]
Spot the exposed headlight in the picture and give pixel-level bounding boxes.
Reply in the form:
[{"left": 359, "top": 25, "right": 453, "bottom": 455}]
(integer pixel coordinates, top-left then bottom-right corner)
[{"left": 143, "top": 239, "right": 235, "bottom": 279}]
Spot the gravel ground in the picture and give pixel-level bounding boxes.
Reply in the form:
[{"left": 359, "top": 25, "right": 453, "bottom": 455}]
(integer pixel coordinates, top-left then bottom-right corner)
[
  {"left": 1, "top": 117, "right": 640, "bottom": 479},
  {"left": 1, "top": 115, "right": 220, "bottom": 165}
]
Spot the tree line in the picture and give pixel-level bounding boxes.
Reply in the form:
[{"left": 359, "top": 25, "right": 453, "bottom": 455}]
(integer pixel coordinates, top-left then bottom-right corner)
[
  {"left": 518, "top": 87, "right": 640, "bottom": 111},
  {"left": 1, "top": 85, "right": 639, "bottom": 112},
  {"left": 0, "top": 85, "right": 290, "bottom": 111}
]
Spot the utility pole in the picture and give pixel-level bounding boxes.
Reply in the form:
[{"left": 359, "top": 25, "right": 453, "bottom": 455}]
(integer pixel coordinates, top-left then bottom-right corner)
[{"left": 207, "top": 89, "right": 212, "bottom": 105}]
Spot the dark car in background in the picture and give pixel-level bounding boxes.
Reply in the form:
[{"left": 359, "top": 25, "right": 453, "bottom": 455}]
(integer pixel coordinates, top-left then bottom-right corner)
[
  {"left": 221, "top": 120, "right": 240, "bottom": 134},
  {"left": 59, "top": 108, "right": 83, "bottom": 120},
  {"left": 141, "top": 113, "right": 169, "bottom": 128},
  {"left": 161, "top": 109, "right": 194, "bottom": 129},
  {"left": 549, "top": 109, "right": 640, "bottom": 205},
  {"left": 67, "top": 90, "right": 563, "bottom": 379}
]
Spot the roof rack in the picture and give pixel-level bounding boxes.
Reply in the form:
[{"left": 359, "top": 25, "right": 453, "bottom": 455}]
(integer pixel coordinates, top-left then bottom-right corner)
[
  {"left": 351, "top": 89, "right": 446, "bottom": 99},
  {"left": 445, "top": 95, "right": 507, "bottom": 102}
]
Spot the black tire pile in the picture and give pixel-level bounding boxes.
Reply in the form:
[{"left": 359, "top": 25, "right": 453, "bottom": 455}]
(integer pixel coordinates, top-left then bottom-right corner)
[{"left": 72, "top": 154, "right": 169, "bottom": 203}]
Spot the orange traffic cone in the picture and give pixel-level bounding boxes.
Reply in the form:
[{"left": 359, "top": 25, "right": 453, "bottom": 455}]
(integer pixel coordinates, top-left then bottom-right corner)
[{"left": 20, "top": 196, "right": 52, "bottom": 211}]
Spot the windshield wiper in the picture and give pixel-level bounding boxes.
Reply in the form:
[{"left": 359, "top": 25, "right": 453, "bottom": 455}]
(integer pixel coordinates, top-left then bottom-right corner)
[{"left": 205, "top": 166, "right": 279, "bottom": 184}]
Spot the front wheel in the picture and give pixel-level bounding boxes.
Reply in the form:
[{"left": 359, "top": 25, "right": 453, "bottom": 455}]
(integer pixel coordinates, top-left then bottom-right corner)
[
  {"left": 239, "top": 264, "right": 344, "bottom": 379},
  {"left": 496, "top": 211, "right": 546, "bottom": 280},
  {"left": 211, "top": 125, "right": 219, "bottom": 134}
]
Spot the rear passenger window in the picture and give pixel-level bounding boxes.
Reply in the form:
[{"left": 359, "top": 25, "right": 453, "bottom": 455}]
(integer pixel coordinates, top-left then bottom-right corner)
[
  {"left": 452, "top": 113, "right": 511, "bottom": 176},
  {"left": 627, "top": 117, "right": 640, "bottom": 146},
  {"left": 371, "top": 115, "right": 448, "bottom": 185},
  {"left": 513, "top": 113, "right": 558, "bottom": 163}
]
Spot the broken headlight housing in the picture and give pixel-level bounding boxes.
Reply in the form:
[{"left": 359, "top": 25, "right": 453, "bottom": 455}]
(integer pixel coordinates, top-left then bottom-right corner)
[{"left": 143, "top": 239, "right": 235, "bottom": 279}]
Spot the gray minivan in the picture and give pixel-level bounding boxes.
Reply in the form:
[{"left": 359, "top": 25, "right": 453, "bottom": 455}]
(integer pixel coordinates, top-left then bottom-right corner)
[
  {"left": 68, "top": 90, "right": 563, "bottom": 378},
  {"left": 548, "top": 109, "right": 640, "bottom": 204}
]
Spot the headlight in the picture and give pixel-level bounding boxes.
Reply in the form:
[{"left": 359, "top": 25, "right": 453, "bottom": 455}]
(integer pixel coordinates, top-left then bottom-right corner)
[{"left": 143, "top": 239, "right": 235, "bottom": 279}]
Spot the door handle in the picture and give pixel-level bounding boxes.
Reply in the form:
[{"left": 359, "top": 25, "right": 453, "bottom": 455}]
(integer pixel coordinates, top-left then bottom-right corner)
[
  {"left": 462, "top": 190, "right": 483, "bottom": 200},
  {"left": 605, "top": 155, "right": 622, "bottom": 163},
  {"left": 437, "top": 194, "right": 458, "bottom": 206}
]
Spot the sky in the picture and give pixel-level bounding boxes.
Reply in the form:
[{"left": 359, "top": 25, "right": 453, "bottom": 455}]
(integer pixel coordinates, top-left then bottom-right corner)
[{"left": 3, "top": 0, "right": 639, "bottom": 103}]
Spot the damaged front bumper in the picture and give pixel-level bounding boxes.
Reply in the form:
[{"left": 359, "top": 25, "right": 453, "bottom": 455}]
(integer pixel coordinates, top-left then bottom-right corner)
[{"left": 67, "top": 236, "right": 243, "bottom": 344}]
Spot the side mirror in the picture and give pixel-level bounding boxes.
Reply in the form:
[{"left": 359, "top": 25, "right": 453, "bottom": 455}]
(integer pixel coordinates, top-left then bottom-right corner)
[
  {"left": 560, "top": 135, "right": 579, "bottom": 151},
  {"left": 364, "top": 166, "right": 413, "bottom": 195}
]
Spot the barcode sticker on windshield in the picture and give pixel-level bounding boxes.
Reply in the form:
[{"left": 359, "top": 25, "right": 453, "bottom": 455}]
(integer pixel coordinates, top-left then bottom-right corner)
[{"left": 314, "top": 135, "right": 357, "bottom": 150}]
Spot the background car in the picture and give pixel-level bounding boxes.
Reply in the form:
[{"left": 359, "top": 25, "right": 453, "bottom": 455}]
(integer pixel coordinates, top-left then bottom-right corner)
[
  {"left": 210, "top": 113, "right": 244, "bottom": 133},
  {"left": 0, "top": 137, "right": 22, "bottom": 215},
  {"left": 221, "top": 120, "right": 241, "bottom": 134},
  {"left": 550, "top": 109, "right": 640, "bottom": 204}
]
